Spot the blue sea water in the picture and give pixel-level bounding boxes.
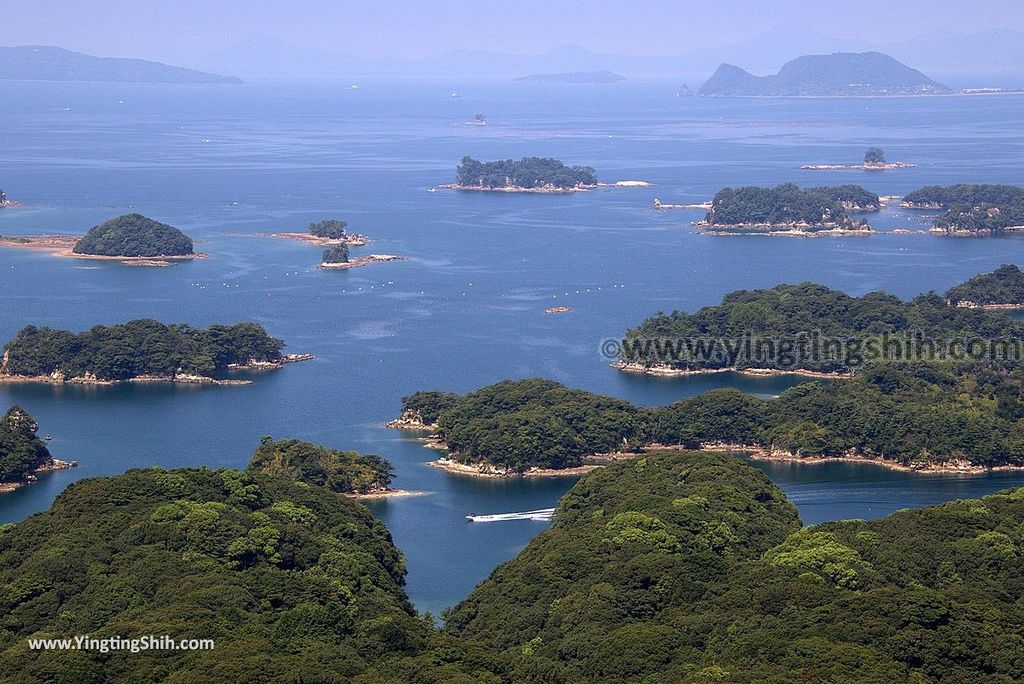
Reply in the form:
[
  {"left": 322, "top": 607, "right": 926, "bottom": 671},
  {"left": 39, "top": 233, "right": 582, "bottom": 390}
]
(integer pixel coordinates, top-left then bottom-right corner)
[{"left": 1, "top": 79, "right": 1023, "bottom": 614}]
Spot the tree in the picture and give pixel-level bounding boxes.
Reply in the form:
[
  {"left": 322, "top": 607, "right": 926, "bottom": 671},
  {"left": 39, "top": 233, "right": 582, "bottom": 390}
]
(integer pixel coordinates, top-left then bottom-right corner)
[
  {"left": 864, "top": 147, "right": 886, "bottom": 165},
  {"left": 322, "top": 244, "right": 350, "bottom": 263},
  {"left": 309, "top": 219, "right": 348, "bottom": 239}
]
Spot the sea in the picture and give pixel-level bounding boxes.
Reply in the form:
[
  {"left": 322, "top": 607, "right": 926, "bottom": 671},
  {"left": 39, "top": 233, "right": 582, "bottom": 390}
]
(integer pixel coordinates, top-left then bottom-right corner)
[{"left": 1, "top": 78, "right": 1023, "bottom": 615}]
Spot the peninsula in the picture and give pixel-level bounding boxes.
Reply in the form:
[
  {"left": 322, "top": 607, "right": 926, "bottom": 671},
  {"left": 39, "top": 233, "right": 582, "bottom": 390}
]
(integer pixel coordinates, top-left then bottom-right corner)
[
  {"left": 0, "top": 45, "right": 240, "bottom": 84},
  {"left": 247, "top": 437, "right": 410, "bottom": 497},
  {"left": 696, "top": 183, "right": 877, "bottom": 235},
  {"left": 619, "top": 274, "right": 1022, "bottom": 376},
  {"left": 901, "top": 184, "right": 1024, "bottom": 235},
  {"left": 802, "top": 146, "right": 917, "bottom": 171},
  {"left": 0, "top": 406, "right": 76, "bottom": 493},
  {"left": 443, "top": 156, "right": 599, "bottom": 193},
  {"left": 0, "top": 213, "right": 204, "bottom": 266},
  {"left": 392, "top": 360, "right": 1024, "bottom": 474},
  {"left": 699, "top": 51, "right": 950, "bottom": 97},
  {"left": 0, "top": 320, "right": 310, "bottom": 385},
  {"left": 946, "top": 264, "right": 1024, "bottom": 309}
]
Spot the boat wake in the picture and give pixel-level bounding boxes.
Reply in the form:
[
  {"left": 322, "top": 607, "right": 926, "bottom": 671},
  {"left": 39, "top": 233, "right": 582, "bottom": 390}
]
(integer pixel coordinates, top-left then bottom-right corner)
[{"left": 466, "top": 508, "right": 555, "bottom": 523}]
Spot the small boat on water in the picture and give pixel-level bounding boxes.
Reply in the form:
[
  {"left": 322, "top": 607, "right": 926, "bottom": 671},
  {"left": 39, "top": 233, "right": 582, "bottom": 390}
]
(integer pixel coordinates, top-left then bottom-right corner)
[
  {"left": 466, "top": 508, "right": 556, "bottom": 523},
  {"left": 43, "top": 435, "right": 53, "bottom": 441}
]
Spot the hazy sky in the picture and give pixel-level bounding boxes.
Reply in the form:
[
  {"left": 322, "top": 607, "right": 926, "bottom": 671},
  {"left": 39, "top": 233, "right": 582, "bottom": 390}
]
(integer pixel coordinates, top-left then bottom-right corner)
[{"left": 4, "top": 0, "right": 1024, "bottom": 64}]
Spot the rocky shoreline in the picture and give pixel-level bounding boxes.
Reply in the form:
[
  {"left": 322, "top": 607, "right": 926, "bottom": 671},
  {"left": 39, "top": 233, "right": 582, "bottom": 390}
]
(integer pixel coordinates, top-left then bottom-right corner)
[
  {"left": 0, "top": 235, "right": 204, "bottom": 267},
  {"left": 694, "top": 220, "right": 873, "bottom": 237},
  {"left": 0, "top": 354, "right": 313, "bottom": 386},
  {"left": 345, "top": 488, "right": 427, "bottom": 500},
  {"left": 266, "top": 232, "right": 370, "bottom": 247},
  {"left": 428, "top": 457, "right": 601, "bottom": 478},
  {"left": 0, "top": 458, "right": 77, "bottom": 494},
  {"left": 319, "top": 254, "right": 405, "bottom": 270},
  {"left": 438, "top": 183, "right": 595, "bottom": 194},
  {"left": 612, "top": 361, "right": 853, "bottom": 379},
  {"left": 801, "top": 162, "right": 917, "bottom": 170},
  {"left": 699, "top": 442, "right": 1024, "bottom": 474}
]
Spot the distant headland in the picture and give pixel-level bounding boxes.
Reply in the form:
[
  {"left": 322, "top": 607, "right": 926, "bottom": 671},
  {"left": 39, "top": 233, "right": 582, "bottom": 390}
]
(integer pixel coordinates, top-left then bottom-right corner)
[
  {"left": 513, "top": 70, "right": 625, "bottom": 84},
  {"left": 699, "top": 52, "right": 949, "bottom": 97},
  {"left": 0, "top": 45, "right": 241, "bottom": 84}
]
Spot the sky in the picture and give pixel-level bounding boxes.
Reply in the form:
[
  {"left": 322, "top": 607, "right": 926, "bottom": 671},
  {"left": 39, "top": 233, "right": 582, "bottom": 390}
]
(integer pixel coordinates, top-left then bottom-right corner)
[{"left": 3, "top": 0, "right": 1023, "bottom": 65}]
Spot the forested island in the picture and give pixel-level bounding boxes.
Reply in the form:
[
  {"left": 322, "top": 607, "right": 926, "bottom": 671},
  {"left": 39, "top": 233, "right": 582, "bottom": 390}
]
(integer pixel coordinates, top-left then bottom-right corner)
[
  {"left": 72, "top": 213, "right": 195, "bottom": 258},
  {"left": 393, "top": 360, "right": 1024, "bottom": 474},
  {"left": 0, "top": 319, "right": 309, "bottom": 385},
  {"left": 946, "top": 264, "right": 1024, "bottom": 308},
  {"left": 0, "top": 406, "right": 74, "bottom": 492},
  {"left": 700, "top": 51, "right": 949, "bottom": 97},
  {"left": 445, "top": 156, "right": 599, "bottom": 192},
  {"left": 902, "top": 184, "right": 1024, "bottom": 234},
  {"left": 620, "top": 278, "right": 1021, "bottom": 375},
  {"left": 698, "top": 183, "right": 878, "bottom": 234},
  {"left": 247, "top": 437, "right": 397, "bottom": 496},
  {"left": 801, "top": 146, "right": 917, "bottom": 170}
]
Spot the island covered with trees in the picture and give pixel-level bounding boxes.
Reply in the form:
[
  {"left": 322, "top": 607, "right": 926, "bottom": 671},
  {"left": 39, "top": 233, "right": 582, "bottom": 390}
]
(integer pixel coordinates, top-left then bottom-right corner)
[
  {"left": 0, "top": 213, "right": 202, "bottom": 266},
  {"left": 0, "top": 319, "right": 312, "bottom": 385},
  {"left": 698, "top": 183, "right": 878, "bottom": 234},
  {"left": 3, "top": 446, "right": 1024, "bottom": 680},
  {"left": 619, "top": 277, "right": 1021, "bottom": 376},
  {"left": 393, "top": 360, "right": 1024, "bottom": 475},
  {"left": 902, "top": 184, "right": 1024, "bottom": 234},
  {"left": 73, "top": 213, "right": 194, "bottom": 258},
  {"left": 247, "top": 437, "right": 396, "bottom": 496},
  {"left": 946, "top": 264, "right": 1024, "bottom": 309},
  {"left": 445, "top": 156, "right": 599, "bottom": 192},
  {"left": 0, "top": 406, "right": 74, "bottom": 492}
]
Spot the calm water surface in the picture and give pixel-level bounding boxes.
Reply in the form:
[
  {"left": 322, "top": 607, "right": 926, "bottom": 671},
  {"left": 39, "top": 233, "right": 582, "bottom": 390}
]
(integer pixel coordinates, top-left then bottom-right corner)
[{"left": 1, "top": 80, "right": 1023, "bottom": 613}]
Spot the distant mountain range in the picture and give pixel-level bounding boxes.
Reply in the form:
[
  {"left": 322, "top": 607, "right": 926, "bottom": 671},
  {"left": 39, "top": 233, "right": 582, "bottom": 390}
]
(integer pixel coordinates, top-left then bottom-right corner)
[
  {"left": 0, "top": 46, "right": 240, "bottom": 84},
  {"left": 513, "top": 70, "right": 625, "bottom": 84},
  {"left": 700, "top": 52, "right": 948, "bottom": 96},
  {"left": 194, "top": 26, "right": 1024, "bottom": 87}
]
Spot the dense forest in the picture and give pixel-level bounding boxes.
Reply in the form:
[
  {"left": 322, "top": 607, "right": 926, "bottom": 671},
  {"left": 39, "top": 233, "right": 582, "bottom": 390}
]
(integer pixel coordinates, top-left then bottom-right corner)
[
  {"left": 2, "top": 319, "right": 285, "bottom": 381},
  {"left": 72, "top": 214, "right": 194, "bottom": 257},
  {"left": 703, "top": 183, "right": 877, "bottom": 231},
  {"left": 903, "top": 184, "right": 1024, "bottom": 233},
  {"left": 397, "top": 390, "right": 460, "bottom": 425},
  {"left": 621, "top": 280, "right": 1021, "bottom": 373},
  {"left": 946, "top": 264, "right": 1024, "bottom": 306},
  {"left": 5, "top": 452, "right": 1024, "bottom": 681},
  {"left": 309, "top": 219, "right": 348, "bottom": 239},
  {"left": 0, "top": 467, "right": 502, "bottom": 683},
  {"left": 446, "top": 451, "right": 1024, "bottom": 683},
  {"left": 0, "top": 406, "right": 53, "bottom": 483},
  {"left": 401, "top": 362, "right": 1024, "bottom": 471},
  {"left": 247, "top": 437, "right": 394, "bottom": 494},
  {"left": 322, "top": 244, "right": 350, "bottom": 263},
  {"left": 454, "top": 156, "right": 598, "bottom": 190}
]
